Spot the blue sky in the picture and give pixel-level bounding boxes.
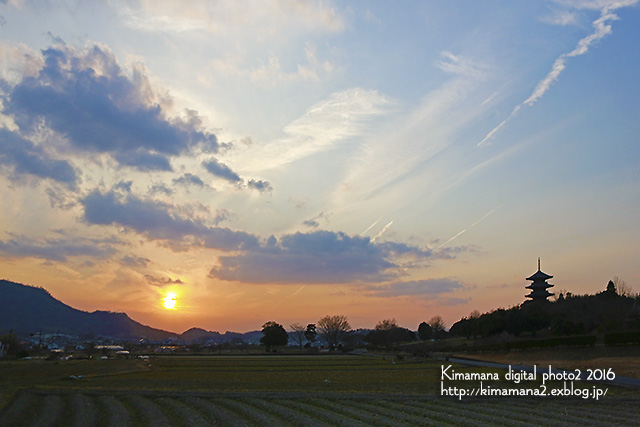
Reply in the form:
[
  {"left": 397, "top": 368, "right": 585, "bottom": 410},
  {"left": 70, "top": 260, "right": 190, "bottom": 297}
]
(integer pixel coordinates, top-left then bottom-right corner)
[{"left": 0, "top": 0, "right": 638, "bottom": 333}]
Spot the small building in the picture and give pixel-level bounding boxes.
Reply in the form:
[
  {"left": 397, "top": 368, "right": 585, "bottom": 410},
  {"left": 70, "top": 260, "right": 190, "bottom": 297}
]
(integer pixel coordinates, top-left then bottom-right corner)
[{"left": 525, "top": 258, "right": 554, "bottom": 302}]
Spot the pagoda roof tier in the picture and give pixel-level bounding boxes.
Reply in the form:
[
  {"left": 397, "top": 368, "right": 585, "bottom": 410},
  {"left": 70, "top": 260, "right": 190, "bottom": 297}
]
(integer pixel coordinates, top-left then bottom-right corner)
[
  {"left": 526, "top": 270, "right": 553, "bottom": 281},
  {"left": 526, "top": 282, "right": 553, "bottom": 289}
]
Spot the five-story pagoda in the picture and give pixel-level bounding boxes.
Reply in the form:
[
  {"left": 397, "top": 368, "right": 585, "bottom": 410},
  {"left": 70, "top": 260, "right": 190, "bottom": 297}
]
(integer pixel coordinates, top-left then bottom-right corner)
[{"left": 525, "top": 258, "right": 554, "bottom": 302}]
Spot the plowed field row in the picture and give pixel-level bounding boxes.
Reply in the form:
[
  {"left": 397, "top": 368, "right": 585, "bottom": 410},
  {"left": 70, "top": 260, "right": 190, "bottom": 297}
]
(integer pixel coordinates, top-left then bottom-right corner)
[{"left": 2, "top": 390, "right": 639, "bottom": 427}]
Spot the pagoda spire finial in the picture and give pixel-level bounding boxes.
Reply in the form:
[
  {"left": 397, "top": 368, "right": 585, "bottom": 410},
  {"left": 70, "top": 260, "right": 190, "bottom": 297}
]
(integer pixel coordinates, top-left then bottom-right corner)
[{"left": 538, "top": 257, "right": 540, "bottom": 271}]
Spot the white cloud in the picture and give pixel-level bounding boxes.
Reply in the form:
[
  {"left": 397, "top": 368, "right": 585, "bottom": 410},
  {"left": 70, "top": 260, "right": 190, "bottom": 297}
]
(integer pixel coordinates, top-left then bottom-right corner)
[
  {"left": 478, "top": 2, "right": 634, "bottom": 147},
  {"left": 230, "top": 88, "right": 392, "bottom": 172},
  {"left": 116, "top": 0, "right": 345, "bottom": 35},
  {"left": 437, "top": 51, "right": 487, "bottom": 78},
  {"left": 541, "top": 9, "right": 580, "bottom": 26}
]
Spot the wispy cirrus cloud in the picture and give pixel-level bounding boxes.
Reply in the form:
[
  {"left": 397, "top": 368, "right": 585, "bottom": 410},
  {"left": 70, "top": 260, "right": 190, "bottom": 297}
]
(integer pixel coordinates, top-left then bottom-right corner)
[
  {"left": 116, "top": 0, "right": 345, "bottom": 35},
  {"left": 363, "top": 278, "right": 465, "bottom": 298},
  {"left": 230, "top": 88, "right": 392, "bottom": 173},
  {"left": 478, "top": 1, "right": 636, "bottom": 147},
  {"left": 0, "top": 233, "right": 118, "bottom": 262}
]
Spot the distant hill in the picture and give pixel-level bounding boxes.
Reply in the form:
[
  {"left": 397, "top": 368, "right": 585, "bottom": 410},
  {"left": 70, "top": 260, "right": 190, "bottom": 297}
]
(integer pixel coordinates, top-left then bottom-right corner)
[
  {"left": 179, "top": 327, "right": 262, "bottom": 344},
  {"left": 0, "top": 279, "right": 176, "bottom": 341}
]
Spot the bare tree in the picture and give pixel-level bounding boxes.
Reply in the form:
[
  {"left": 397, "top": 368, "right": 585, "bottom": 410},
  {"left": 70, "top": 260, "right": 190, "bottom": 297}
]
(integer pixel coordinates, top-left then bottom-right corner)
[
  {"left": 374, "top": 318, "right": 398, "bottom": 330},
  {"left": 429, "top": 315, "right": 446, "bottom": 338},
  {"left": 317, "top": 315, "right": 351, "bottom": 349},
  {"left": 613, "top": 276, "right": 633, "bottom": 297},
  {"left": 289, "top": 323, "right": 306, "bottom": 351}
]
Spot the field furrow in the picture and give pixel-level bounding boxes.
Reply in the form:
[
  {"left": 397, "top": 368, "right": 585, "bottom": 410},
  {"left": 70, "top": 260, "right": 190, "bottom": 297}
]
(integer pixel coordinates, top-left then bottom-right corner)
[
  {"left": 71, "top": 393, "right": 96, "bottom": 427},
  {"left": 214, "top": 396, "right": 294, "bottom": 426},
  {"left": 276, "top": 397, "right": 370, "bottom": 426},
  {"left": 187, "top": 396, "right": 253, "bottom": 426},
  {"left": 97, "top": 395, "right": 131, "bottom": 427},
  {"left": 0, "top": 391, "right": 38, "bottom": 427},
  {"left": 392, "top": 399, "right": 488, "bottom": 426},
  {"left": 244, "top": 396, "right": 333, "bottom": 427},
  {"left": 346, "top": 398, "right": 439, "bottom": 425},
  {"left": 32, "top": 394, "right": 64, "bottom": 427},
  {"left": 157, "top": 397, "right": 213, "bottom": 426},
  {"left": 311, "top": 397, "right": 399, "bottom": 426},
  {"left": 126, "top": 394, "right": 172, "bottom": 426},
  {"left": 431, "top": 398, "right": 545, "bottom": 426}
]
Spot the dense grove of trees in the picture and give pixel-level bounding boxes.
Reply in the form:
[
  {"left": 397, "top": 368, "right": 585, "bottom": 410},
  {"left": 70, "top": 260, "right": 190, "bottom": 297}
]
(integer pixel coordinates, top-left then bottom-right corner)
[
  {"left": 449, "top": 280, "right": 640, "bottom": 339},
  {"left": 256, "top": 279, "right": 639, "bottom": 353}
]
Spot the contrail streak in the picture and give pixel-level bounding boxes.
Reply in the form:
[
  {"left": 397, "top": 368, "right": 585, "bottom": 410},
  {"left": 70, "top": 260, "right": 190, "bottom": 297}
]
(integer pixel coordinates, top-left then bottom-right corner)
[
  {"left": 478, "top": 5, "right": 630, "bottom": 147},
  {"left": 372, "top": 220, "right": 393, "bottom": 242},
  {"left": 438, "top": 205, "right": 501, "bottom": 248},
  {"left": 361, "top": 217, "right": 382, "bottom": 236}
]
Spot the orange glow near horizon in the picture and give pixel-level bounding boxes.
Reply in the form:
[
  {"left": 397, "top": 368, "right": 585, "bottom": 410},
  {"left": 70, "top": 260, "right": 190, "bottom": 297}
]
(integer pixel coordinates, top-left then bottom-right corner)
[{"left": 163, "top": 292, "right": 177, "bottom": 310}]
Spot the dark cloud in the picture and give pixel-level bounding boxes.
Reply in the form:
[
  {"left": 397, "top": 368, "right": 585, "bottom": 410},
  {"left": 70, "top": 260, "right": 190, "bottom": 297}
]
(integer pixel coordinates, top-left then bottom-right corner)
[
  {"left": 2, "top": 42, "right": 218, "bottom": 171},
  {"left": 144, "top": 274, "right": 184, "bottom": 286},
  {"left": 0, "top": 233, "right": 117, "bottom": 262},
  {"left": 247, "top": 179, "right": 272, "bottom": 192},
  {"left": 302, "top": 211, "right": 330, "bottom": 228},
  {"left": 213, "top": 208, "right": 231, "bottom": 225},
  {"left": 114, "top": 180, "right": 133, "bottom": 192},
  {"left": 203, "top": 158, "right": 241, "bottom": 183},
  {"left": 114, "top": 149, "right": 173, "bottom": 171},
  {"left": 121, "top": 255, "right": 151, "bottom": 268},
  {"left": 0, "top": 128, "right": 78, "bottom": 186},
  {"left": 377, "top": 241, "right": 432, "bottom": 258},
  {"left": 173, "top": 173, "right": 206, "bottom": 188},
  {"left": 45, "top": 186, "right": 77, "bottom": 210},
  {"left": 148, "top": 182, "right": 174, "bottom": 196},
  {"left": 210, "top": 230, "right": 398, "bottom": 284},
  {"left": 363, "top": 278, "right": 465, "bottom": 298},
  {"left": 81, "top": 188, "right": 258, "bottom": 251}
]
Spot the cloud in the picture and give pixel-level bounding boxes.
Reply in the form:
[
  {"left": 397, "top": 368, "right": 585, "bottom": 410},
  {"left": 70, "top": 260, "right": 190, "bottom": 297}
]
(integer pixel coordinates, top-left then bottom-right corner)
[
  {"left": 541, "top": 9, "right": 580, "bottom": 26},
  {"left": 0, "top": 233, "right": 117, "bottom": 262},
  {"left": 211, "top": 230, "right": 398, "bottom": 284},
  {"left": 117, "top": 0, "right": 345, "bottom": 35},
  {"left": 437, "top": 51, "right": 486, "bottom": 77},
  {"left": 363, "top": 278, "right": 465, "bottom": 297},
  {"left": 302, "top": 211, "right": 331, "bottom": 228},
  {"left": 2, "top": 42, "right": 219, "bottom": 171},
  {"left": 0, "top": 128, "right": 78, "bottom": 186},
  {"left": 173, "top": 172, "right": 207, "bottom": 188},
  {"left": 148, "top": 182, "right": 174, "bottom": 195},
  {"left": 202, "top": 157, "right": 242, "bottom": 183},
  {"left": 230, "top": 88, "right": 392, "bottom": 172},
  {"left": 247, "top": 179, "right": 273, "bottom": 193},
  {"left": 144, "top": 274, "right": 184, "bottom": 286},
  {"left": 209, "top": 230, "right": 452, "bottom": 285},
  {"left": 81, "top": 187, "right": 258, "bottom": 251},
  {"left": 121, "top": 255, "right": 151, "bottom": 267},
  {"left": 478, "top": 2, "right": 634, "bottom": 147}
]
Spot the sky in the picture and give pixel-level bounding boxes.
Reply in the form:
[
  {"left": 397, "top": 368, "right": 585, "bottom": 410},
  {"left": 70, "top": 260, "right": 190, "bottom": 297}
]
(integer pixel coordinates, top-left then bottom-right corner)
[{"left": 1, "top": 0, "right": 639, "bottom": 334}]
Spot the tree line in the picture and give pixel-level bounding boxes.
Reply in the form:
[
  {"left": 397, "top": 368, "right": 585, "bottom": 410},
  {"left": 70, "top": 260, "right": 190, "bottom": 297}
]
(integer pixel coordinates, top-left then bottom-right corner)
[
  {"left": 260, "top": 277, "right": 639, "bottom": 352},
  {"left": 260, "top": 314, "right": 449, "bottom": 352}
]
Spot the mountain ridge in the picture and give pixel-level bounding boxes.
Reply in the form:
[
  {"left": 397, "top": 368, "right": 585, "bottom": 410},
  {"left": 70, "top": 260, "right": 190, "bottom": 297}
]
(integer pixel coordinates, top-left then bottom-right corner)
[{"left": 0, "top": 279, "right": 258, "bottom": 342}]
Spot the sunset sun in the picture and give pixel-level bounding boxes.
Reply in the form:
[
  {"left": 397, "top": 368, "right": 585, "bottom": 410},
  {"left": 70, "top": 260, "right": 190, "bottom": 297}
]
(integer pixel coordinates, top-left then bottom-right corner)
[{"left": 163, "top": 292, "right": 177, "bottom": 310}]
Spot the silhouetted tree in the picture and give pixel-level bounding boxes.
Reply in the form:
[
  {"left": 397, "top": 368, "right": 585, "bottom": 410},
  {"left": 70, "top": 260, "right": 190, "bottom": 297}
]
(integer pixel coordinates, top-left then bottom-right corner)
[
  {"left": 366, "top": 319, "right": 415, "bottom": 349},
  {"left": 417, "top": 322, "right": 433, "bottom": 340},
  {"left": 0, "top": 334, "right": 22, "bottom": 358},
  {"left": 318, "top": 315, "right": 351, "bottom": 349},
  {"left": 429, "top": 315, "right": 447, "bottom": 339},
  {"left": 613, "top": 276, "right": 633, "bottom": 297},
  {"left": 260, "top": 321, "right": 288, "bottom": 352},
  {"left": 304, "top": 323, "right": 317, "bottom": 347},
  {"left": 289, "top": 323, "right": 306, "bottom": 351}
]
